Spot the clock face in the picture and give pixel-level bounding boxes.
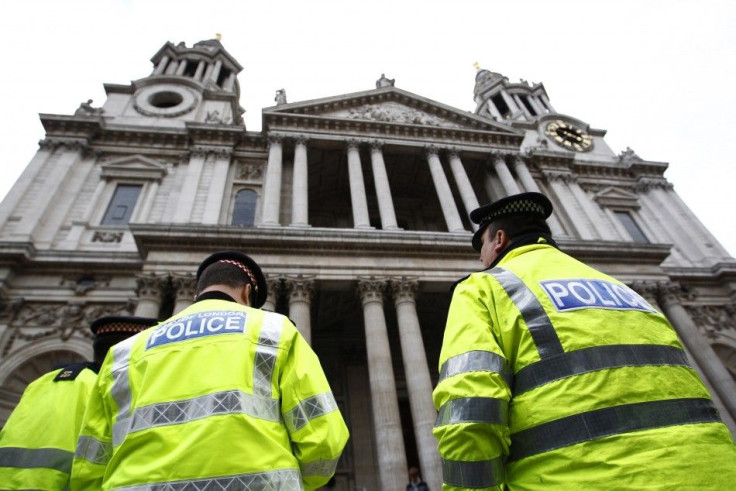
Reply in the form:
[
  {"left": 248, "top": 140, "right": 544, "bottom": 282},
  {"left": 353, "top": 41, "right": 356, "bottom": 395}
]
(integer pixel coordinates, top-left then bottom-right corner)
[{"left": 545, "top": 120, "right": 593, "bottom": 152}]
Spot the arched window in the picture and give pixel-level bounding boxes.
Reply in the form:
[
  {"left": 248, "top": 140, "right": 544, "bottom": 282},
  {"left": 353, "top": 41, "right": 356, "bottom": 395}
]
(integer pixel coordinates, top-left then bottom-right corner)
[{"left": 231, "top": 189, "right": 257, "bottom": 227}]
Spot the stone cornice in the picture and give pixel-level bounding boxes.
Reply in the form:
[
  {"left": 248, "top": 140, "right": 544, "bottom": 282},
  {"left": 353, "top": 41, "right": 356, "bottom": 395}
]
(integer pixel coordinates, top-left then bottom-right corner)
[
  {"left": 263, "top": 113, "right": 522, "bottom": 149},
  {"left": 129, "top": 224, "right": 673, "bottom": 267},
  {"left": 0, "top": 244, "right": 142, "bottom": 273}
]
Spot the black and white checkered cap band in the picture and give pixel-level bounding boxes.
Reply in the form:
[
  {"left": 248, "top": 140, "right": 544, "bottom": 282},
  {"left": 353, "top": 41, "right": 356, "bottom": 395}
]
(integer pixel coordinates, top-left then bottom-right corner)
[{"left": 479, "top": 199, "right": 546, "bottom": 226}]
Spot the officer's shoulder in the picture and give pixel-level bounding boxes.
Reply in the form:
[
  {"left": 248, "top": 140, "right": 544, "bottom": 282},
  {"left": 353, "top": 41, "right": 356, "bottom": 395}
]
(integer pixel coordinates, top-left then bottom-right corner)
[{"left": 52, "top": 362, "right": 99, "bottom": 382}]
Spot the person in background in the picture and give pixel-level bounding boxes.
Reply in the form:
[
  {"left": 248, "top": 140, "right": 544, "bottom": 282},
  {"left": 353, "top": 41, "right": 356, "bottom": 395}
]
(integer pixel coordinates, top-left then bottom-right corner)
[
  {"left": 407, "top": 465, "right": 430, "bottom": 491},
  {"left": 433, "top": 192, "right": 736, "bottom": 490},
  {"left": 0, "top": 315, "right": 157, "bottom": 490},
  {"left": 72, "top": 251, "right": 349, "bottom": 490}
]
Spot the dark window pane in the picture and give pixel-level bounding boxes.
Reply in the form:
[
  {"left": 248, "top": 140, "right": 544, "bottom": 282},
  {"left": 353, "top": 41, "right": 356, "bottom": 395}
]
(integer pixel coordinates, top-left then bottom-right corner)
[
  {"left": 101, "top": 184, "right": 142, "bottom": 226},
  {"left": 615, "top": 211, "right": 649, "bottom": 243},
  {"left": 232, "top": 189, "right": 257, "bottom": 227}
]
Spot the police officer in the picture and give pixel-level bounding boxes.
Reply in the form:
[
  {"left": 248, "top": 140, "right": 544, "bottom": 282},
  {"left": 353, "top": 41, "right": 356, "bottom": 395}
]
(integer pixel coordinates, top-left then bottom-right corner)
[
  {"left": 0, "top": 315, "right": 157, "bottom": 490},
  {"left": 432, "top": 192, "right": 736, "bottom": 489},
  {"left": 72, "top": 251, "right": 349, "bottom": 490}
]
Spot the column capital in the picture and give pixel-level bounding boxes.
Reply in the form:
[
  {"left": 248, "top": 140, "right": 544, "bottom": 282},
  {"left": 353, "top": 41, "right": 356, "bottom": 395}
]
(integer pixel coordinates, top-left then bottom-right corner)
[
  {"left": 389, "top": 277, "right": 419, "bottom": 305},
  {"left": 267, "top": 134, "right": 284, "bottom": 147},
  {"left": 135, "top": 273, "right": 169, "bottom": 302},
  {"left": 510, "top": 153, "right": 527, "bottom": 166},
  {"left": 629, "top": 280, "right": 661, "bottom": 306},
  {"left": 369, "top": 140, "right": 384, "bottom": 152},
  {"left": 447, "top": 147, "right": 462, "bottom": 159},
  {"left": 171, "top": 273, "right": 197, "bottom": 302},
  {"left": 542, "top": 169, "right": 577, "bottom": 183},
  {"left": 285, "top": 275, "right": 316, "bottom": 304},
  {"left": 346, "top": 138, "right": 362, "bottom": 151},
  {"left": 489, "top": 150, "right": 511, "bottom": 162},
  {"left": 423, "top": 144, "right": 440, "bottom": 158},
  {"left": 655, "top": 280, "right": 697, "bottom": 306},
  {"left": 358, "top": 278, "right": 387, "bottom": 305},
  {"left": 293, "top": 134, "right": 310, "bottom": 146}
]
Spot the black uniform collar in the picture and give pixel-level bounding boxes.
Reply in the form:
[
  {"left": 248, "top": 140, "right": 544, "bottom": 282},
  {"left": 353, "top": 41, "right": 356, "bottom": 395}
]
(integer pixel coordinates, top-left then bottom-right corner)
[
  {"left": 195, "top": 290, "right": 238, "bottom": 304},
  {"left": 487, "top": 233, "right": 558, "bottom": 270}
]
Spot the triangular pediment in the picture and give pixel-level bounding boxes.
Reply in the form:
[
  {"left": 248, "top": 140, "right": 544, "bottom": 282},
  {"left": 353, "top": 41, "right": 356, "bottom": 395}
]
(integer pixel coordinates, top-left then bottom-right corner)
[
  {"left": 594, "top": 186, "right": 640, "bottom": 209},
  {"left": 100, "top": 155, "right": 167, "bottom": 181},
  {"left": 264, "top": 87, "right": 517, "bottom": 134}
]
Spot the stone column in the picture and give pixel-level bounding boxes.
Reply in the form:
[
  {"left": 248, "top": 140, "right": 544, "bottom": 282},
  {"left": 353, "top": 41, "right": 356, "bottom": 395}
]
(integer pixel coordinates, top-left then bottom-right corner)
[
  {"left": 390, "top": 278, "right": 442, "bottom": 491},
  {"left": 262, "top": 276, "right": 283, "bottom": 312},
  {"left": 261, "top": 135, "right": 283, "bottom": 226},
  {"left": 174, "top": 148, "right": 206, "bottom": 223},
  {"left": 134, "top": 273, "right": 168, "bottom": 318},
  {"left": 657, "top": 282, "right": 736, "bottom": 419},
  {"left": 447, "top": 149, "right": 480, "bottom": 231},
  {"left": 511, "top": 155, "right": 564, "bottom": 236},
  {"left": 346, "top": 140, "right": 371, "bottom": 229},
  {"left": 491, "top": 152, "right": 522, "bottom": 195},
  {"left": 291, "top": 136, "right": 309, "bottom": 227},
  {"left": 285, "top": 275, "right": 315, "bottom": 344},
  {"left": 165, "top": 60, "right": 178, "bottom": 75},
  {"left": 14, "top": 141, "right": 85, "bottom": 239},
  {"left": 500, "top": 91, "right": 521, "bottom": 116},
  {"left": 176, "top": 60, "right": 187, "bottom": 76},
  {"left": 426, "top": 147, "right": 465, "bottom": 232},
  {"left": 194, "top": 60, "right": 205, "bottom": 81},
  {"left": 153, "top": 55, "right": 169, "bottom": 75},
  {"left": 203, "top": 149, "right": 232, "bottom": 224},
  {"left": 369, "top": 142, "right": 399, "bottom": 230},
  {"left": 484, "top": 164, "right": 506, "bottom": 201},
  {"left": 357, "top": 279, "right": 407, "bottom": 490},
  {"left": 210, "top": 60, "right": 223, "bottom": 83},
  {"left": 544, "top": 171, "right": 596, "bottom": 240},
  {"left": 528, "top": 96, "right": 546, "bottom": 115},
  {"left": 172, "top": 273, "right": 196, "bottom": 314},
  {"left": 540, "top": 94, "right": 555, "bottom": 112}
]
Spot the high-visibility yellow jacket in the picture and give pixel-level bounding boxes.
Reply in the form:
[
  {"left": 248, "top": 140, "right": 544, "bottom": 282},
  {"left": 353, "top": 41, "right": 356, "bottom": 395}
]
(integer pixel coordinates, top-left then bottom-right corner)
[
  {"left": 0, "top": 362, "right": 98, "bottom": 490},
  {"left": 433, "top": 242, "right": 736, "bottom": 490},
  {"left": 71, "top": 297, "right": 349, "bottom": 490}
]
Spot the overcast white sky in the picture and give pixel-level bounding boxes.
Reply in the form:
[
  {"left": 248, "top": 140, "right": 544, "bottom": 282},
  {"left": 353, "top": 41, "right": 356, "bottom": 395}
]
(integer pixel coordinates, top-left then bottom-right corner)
[{"left": 1, "top": 0, "right": 734, "bottom": 256}]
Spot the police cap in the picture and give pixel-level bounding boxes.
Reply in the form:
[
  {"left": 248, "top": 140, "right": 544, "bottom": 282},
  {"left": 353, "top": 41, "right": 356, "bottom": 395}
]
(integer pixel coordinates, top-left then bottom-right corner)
[
  {"left": 196, "top": 251, "right": 268, "bottom": 308},
  {"left": 89, "top": 315, "right": 158, "bottom": 337},
  {"left": 90, "top": 316, "right": 158, "bottom": 362},
  {"left": 470, "top": 192, "right": 553, "bottom": 251}
]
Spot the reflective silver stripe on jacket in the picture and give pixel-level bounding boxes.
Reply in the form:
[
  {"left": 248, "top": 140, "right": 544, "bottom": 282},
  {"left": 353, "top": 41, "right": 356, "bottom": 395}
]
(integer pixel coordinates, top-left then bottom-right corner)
[
  {"left": 487, "top": 268, "right": 564, "bottom": 359},
  {"left": 253, "top": 312, "right": 284, "bottom": 398},
  {"left": 438, "top": 350, "right": 512, "bottom": 387},
  {"left": 301, "top": 457, "right": 340, "bottom": 477},
  {"left": 114, "top": 468, "right": 304, "bottom": 491},
  {"left": 75, "top": 436, "right": 112, "bottom": 465},
  {"left": 0, "top": 446, "right": 73, "bottom": 473},
  {"left": 435, "top": 397, "right": 508, "bottom": 427},
  {"left": 509, "top": 397, "right": 720, "bottom": 462},
  {"left": 284, "top": 392, "right": 339, "bottom": 433},
  {"left": 514, "top": 344, "right": 691, "bottom": 395},
  {"left": 110, "top": 336, "right": 136, "bottom": 447},
  {"left": 128, "top": 390, "right": 280, "bottom": 435},
  {"left": 441, "top": 457, "right": 505, "bottom": 488}
]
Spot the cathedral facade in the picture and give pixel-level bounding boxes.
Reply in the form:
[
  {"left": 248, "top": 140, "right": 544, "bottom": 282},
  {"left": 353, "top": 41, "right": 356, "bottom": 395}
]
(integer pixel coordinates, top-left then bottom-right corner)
[{"left": 1, "top": 39, "right": 735, "bottom": 490}]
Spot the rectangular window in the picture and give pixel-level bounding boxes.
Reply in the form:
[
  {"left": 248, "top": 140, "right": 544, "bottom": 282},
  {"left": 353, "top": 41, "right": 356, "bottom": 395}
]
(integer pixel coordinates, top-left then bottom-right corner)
[
  {"left": 101, "top": 184, "right": 142, "bottom": 226},
  {"left": 615, "top": 211, "right": 649, "bottom": 243}
]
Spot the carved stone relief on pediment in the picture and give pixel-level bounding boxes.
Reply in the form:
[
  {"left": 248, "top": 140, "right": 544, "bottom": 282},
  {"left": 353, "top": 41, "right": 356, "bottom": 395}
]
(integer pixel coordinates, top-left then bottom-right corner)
[{"left": 321, "top": 102, "right": 465, "bottom": 129}]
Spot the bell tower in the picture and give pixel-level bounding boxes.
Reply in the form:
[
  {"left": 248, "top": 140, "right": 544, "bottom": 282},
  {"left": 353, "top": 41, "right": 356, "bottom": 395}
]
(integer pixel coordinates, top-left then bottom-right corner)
[
  {"left": 100, "top": 37, "right": 245, "bottom": 128},
  {"left": 473, "top": 66, "right": 554, "bottom": 122}
]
